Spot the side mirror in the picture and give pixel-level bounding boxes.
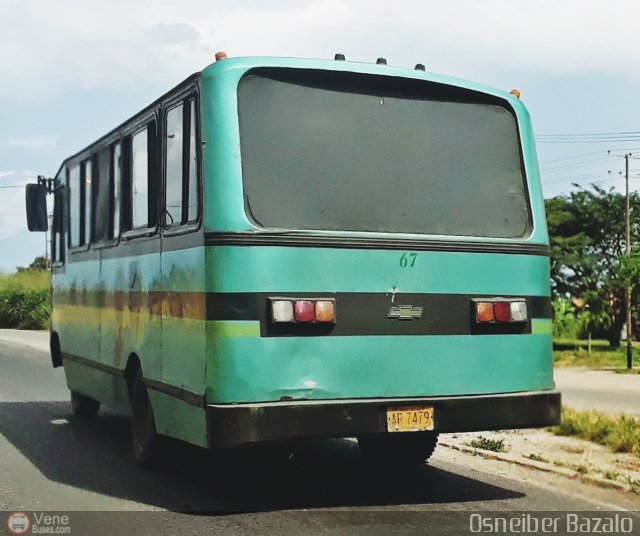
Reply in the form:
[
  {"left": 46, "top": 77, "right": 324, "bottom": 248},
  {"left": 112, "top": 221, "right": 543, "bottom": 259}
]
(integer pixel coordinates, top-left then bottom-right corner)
[{"left": 26, "top": 183, "right": 48, "bottom": 232}]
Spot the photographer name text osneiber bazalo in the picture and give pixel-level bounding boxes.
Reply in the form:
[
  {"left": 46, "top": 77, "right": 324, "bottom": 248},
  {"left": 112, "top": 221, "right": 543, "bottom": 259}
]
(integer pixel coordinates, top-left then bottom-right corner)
[{"left": 469, "top": 513, "right": 636, "bottom": 534}]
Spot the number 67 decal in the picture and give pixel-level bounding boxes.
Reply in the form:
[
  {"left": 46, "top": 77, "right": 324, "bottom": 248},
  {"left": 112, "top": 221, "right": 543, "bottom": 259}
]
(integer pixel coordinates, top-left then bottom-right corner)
[{"left": 400, "top": 252, "right": 417, "bottom": 268}]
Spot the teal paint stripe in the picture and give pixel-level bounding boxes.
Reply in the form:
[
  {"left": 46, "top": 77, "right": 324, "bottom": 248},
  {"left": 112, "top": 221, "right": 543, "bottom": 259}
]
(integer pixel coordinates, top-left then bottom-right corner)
[
  {"left": 206, "top": 333, "right": 554, "bottom": 403},
  {"left": 206, "top": 246, "right": 551, "bottom": 295}
]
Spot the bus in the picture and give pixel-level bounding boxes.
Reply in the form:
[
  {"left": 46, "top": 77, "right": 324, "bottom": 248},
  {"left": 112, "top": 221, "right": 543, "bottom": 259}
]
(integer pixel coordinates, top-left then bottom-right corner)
[{"left": 26, "top": 53, "right": 560, "bottom": 468}]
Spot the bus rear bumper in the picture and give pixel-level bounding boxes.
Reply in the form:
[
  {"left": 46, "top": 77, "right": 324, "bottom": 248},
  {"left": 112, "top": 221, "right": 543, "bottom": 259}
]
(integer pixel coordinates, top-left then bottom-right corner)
[{"left": 206, "top": 390, "right": 561, "bottom": 448}]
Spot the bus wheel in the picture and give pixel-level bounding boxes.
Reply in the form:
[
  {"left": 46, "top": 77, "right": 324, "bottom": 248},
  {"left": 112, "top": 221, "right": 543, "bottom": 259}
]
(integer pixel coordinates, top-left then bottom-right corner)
[
  {"left": 70, "top": 391, "right": 100, "bottom": 418},
  {"left": 131, "top": 369, "right": 162, "bottom": 469},
  {"left": 357, "top": 432, "right": 439, "bottom": 467}
]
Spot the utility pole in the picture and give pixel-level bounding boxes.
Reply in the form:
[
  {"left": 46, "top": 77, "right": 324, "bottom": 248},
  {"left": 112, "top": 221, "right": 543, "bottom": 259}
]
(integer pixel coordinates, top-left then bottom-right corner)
[
  {"left": 625, "top": 153, "right": 632, "bottom": 370},
  {"left": 609, "top": 151, "right": 634, "bottom": 370}
]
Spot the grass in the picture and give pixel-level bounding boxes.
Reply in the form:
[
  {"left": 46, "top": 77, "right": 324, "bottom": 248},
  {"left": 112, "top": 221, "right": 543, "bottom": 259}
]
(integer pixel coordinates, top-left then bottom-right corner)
[
  {"left": 467, "top": 436, "right": 508, "bottom": 453},
  {"left": 525, "top": 453, "right": 548, "bottom": 463},
  {"left": 0, "top": 270, "right": 50, "bottom": 330},
  {"left": 553, "top": 338, "right": 640, "bottom": 370},
  {"left": 549, "top": 407, "right": 640, "bottom": 458}
]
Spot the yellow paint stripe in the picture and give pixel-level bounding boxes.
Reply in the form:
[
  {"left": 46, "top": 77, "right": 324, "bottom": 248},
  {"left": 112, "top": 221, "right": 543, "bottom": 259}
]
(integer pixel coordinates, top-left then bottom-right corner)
[
  {"left": 531, "top": 318, "right": 552, "bottom": 335},
  {"left": 208, "top": 320, "right": 261, "bottom": 338}
]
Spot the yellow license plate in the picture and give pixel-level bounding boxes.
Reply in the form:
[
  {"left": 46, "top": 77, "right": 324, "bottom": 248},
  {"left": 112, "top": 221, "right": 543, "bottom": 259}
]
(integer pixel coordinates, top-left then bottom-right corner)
[{"left": 386, "top": 406, "right": 435, "bottom": 432}]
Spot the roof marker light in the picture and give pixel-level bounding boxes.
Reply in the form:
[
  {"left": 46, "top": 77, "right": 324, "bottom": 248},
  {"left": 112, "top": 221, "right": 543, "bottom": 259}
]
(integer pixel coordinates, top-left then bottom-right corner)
[
  {"left": 215, "top": 51, "right": 227, "bottom": 61},
  {"left": 376, "top": 57, "right": 387, "bottom": 65},
  {"left": 414, "top": 63, "right": 426, "bottom": 71},
  {"left": 510, "top": 89, "right": 521, "bottom": 98},
  {"left": 334, "top": 53, "right": 346, "bottom": 61}
]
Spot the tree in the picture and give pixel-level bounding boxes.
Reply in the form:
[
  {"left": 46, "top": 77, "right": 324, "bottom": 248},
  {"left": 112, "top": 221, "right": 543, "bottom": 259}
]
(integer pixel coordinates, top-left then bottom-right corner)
[
  {"left": 545, "top": 185, "right": 640, "bottom": 347},
  {"left": 16, "top": 256, "right": 48, "bottom": 273}
]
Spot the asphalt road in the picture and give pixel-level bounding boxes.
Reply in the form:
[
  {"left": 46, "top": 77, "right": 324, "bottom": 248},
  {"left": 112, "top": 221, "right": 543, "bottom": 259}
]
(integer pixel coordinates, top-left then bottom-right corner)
[
  {"left": 554, "top": 368, "right": 640, "bottom": 416},
  {"left": 0, "top": 331, "right": 638, "bottom": 535}
]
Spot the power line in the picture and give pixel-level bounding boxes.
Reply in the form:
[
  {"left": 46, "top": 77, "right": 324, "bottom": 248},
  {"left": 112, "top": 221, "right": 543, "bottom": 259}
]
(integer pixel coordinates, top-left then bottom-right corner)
[
  {"left": 541, "top": 156, "right": 611, "bottom": 173},
  {"left": 537, "top": 139, "right": 640, "bottom": 144},
  {"left": 537, "top": 130, "right": 640, "bottom": 137}
]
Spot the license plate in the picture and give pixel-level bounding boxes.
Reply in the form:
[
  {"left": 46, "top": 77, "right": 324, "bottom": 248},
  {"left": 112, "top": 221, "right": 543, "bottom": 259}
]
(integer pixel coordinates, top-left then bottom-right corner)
[{"left": 386, "top": 406, "right": 435, "bottom": 432}]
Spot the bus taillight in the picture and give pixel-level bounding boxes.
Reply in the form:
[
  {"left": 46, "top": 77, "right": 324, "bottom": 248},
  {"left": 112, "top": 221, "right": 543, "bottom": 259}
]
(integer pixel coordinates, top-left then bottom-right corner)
[
  {"left": 270, "top": 298, "right": 336, "bottom": 324},
  {"left": 474, "top": 299, "right": 527, "bottom": 323}
]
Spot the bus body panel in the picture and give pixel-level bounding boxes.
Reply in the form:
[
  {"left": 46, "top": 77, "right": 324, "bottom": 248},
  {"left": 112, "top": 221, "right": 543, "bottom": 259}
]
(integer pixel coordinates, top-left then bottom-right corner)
[
  {"left": 204, "top": 245, "right": 551, "bottom": 403},
  {"left": 46, "top": 56, "right": 558, "bottom": 450}
]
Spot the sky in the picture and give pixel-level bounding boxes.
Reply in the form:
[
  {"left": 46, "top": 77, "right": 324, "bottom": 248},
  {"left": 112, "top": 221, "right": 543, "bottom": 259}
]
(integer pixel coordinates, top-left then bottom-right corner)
[{"left": 1, "top": 0, "right": 640, "bottom": 271}]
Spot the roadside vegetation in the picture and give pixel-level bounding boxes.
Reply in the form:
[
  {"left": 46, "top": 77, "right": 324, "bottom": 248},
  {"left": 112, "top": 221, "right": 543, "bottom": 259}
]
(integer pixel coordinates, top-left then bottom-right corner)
[
  {"left": 553, "top": 339, "right": 640, "bottom": 371},
  {"left": 467, "top": 436, "right": 507, "bottom": 453},
  {"left": 550, "top": 407, "right": 640, "bottom": 458},
  {"left": 0, "top": 257, "right": 50, "bottom": 330}
]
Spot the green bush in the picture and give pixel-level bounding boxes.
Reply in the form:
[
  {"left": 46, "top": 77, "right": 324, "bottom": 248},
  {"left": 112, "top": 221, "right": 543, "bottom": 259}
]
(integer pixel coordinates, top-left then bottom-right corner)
[
  {"left": 0, "top": 270, "right": 50, "bottom": 329},
  {"left": 550, "top": 407, "right": 640, "bottom": 457}
]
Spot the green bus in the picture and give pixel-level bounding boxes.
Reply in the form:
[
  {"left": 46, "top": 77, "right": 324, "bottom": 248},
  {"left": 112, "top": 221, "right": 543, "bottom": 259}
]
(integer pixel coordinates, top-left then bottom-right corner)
[{"left": 27, "top": 53, "right": 560, "bottom": 468}]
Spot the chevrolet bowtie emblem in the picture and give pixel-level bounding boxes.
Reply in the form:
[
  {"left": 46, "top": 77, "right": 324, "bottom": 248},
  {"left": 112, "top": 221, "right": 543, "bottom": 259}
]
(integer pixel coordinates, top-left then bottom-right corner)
[{"left": 388, "top": 305, "right": 424, "bottom": 320}]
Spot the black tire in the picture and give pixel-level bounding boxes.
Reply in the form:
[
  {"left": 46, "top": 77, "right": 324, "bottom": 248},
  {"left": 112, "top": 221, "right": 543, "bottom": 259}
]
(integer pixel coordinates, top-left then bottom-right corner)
[
  {"left": 70, "top": 391, "right": 100, "bottom": 418},
  {"left": 131, "top": 369, "right": 162, "bottom": 469},
  {"left": 357, "top": 432, "right": 439, "bottom": 467}
]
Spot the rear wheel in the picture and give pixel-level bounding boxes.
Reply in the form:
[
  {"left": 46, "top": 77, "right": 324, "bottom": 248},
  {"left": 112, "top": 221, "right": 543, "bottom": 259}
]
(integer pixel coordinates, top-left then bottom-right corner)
[
  {"left": 357, "top": 432, "right": 439, "bottom": 467},
  {"left": 70, "top": 391, "right": 100, "bottom": 418},
  {"left": 131, "top": 369, "right": 162, "bottom": 469}
]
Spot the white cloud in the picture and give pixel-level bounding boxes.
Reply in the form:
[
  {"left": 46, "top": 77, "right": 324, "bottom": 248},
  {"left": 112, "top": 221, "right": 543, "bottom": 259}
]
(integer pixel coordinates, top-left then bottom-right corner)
[
  {"left": 7, "top": 137, "right": 57, "bottom": 148},
  {"left": 0, "top": 175, "right": 33, "bottom": 240},
  {"left": 0, "top": 170, "right": 14, "bottom": 179},
  {"left": 1, "top": 0, "right": 639, "bottom": 102}
]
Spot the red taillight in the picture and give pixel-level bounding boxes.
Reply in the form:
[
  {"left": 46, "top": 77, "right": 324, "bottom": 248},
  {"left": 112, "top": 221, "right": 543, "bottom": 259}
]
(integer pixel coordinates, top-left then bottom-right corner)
[
  {"left": 494, "top": 302, "right": 511, "bottom": 322},
  {"left": 270, "top": 298, "right": 336, "bottom": 324},
  {"left": 474, "top": 299, "right": 528, "bottom": 324},
  {"left": 293, "top": 300, "right": 315, "bottom": 322}
]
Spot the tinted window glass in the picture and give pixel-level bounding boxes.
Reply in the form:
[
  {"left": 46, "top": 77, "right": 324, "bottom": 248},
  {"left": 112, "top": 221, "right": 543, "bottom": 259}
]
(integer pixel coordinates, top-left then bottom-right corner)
[
  {"left": 131, "top": 128, "right": 149, "bottom": 228},
  {"left": 165, "top": 104, "right": 183, "bottom": 226},
  {"left": 53, "top": 169, "right": 65, "bottom": 263},
  {"left": 112, "top": 142, "right": 121, "bottom": 238},
  {"left": 187, "top": 99, "right": 198, "bottom": 222},
  {"left": 82, "top": 159, "right": 93, "bottom": 243},
  {"left": 238, "top": 73, "right": 529, "bottom": 238},
  {"left": 95, "top": 148, "right": 110, "bottom": 241},
  {"left": 68, "top": 165, "right": 81, "bottom": 246}
]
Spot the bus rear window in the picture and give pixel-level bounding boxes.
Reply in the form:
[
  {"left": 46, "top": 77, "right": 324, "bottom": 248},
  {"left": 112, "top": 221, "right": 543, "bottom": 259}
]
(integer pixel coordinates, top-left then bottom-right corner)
[{"left": 238, "top": 71, "right": 530, "bottom": 239}]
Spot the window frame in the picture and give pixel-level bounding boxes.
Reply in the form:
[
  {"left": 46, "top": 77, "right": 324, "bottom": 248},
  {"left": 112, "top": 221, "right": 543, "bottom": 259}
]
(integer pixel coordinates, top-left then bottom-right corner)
[
  {"left": 161, "top": 88, "right": 202, "bottom": 237},
  {"left": 121, "top": 112, "right": 159, "bottom": 240},
  {"left": 67, "top": 161, "right": 88, "bottom": 252},
  {"left": 51, "top": 168, "right": 66, "bottom": 266}
]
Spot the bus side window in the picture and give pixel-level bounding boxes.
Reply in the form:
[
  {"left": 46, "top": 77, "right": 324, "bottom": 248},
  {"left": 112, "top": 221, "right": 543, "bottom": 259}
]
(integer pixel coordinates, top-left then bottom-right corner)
[
  {"left": 165, "top": 103, "right": 184, "bottom": 226},
  {"left": 163, "top": 96, "right": 199, "bottom": 227},
  {"left": 130, "top": 122, "right": 157, "bottom": 230},
  {"left": 81, "top": 158, "right": 93, "bottom": 244},
  {"left": 52, "top": 186, "right": 65, "bottom": 264},
  {"left": 112, "top": 142, "right": 121, "bottom": 238},
  {"left": 95, "top": 148, "right": 110, "bottom": 242},
  {"left": 68, "top": 164, "right": 81, "bottom": 247},
  {"left": 186, "top": 98, "right": 198, "bottom": 223}
]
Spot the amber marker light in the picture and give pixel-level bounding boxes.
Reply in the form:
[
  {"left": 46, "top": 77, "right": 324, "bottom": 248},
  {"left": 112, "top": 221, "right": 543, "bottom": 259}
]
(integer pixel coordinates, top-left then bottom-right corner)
[
  {"left": 215, "top": 51, "right": 227, "bottom": 61},
  {"left": 315, "top": 300, "right": 336, "bottom": 323},
  {"left": 510, "top": 89, "right": 521, "bottom": 98},
  {"left": 476, "top": 302, "right": 494, "bottom": 323}
]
